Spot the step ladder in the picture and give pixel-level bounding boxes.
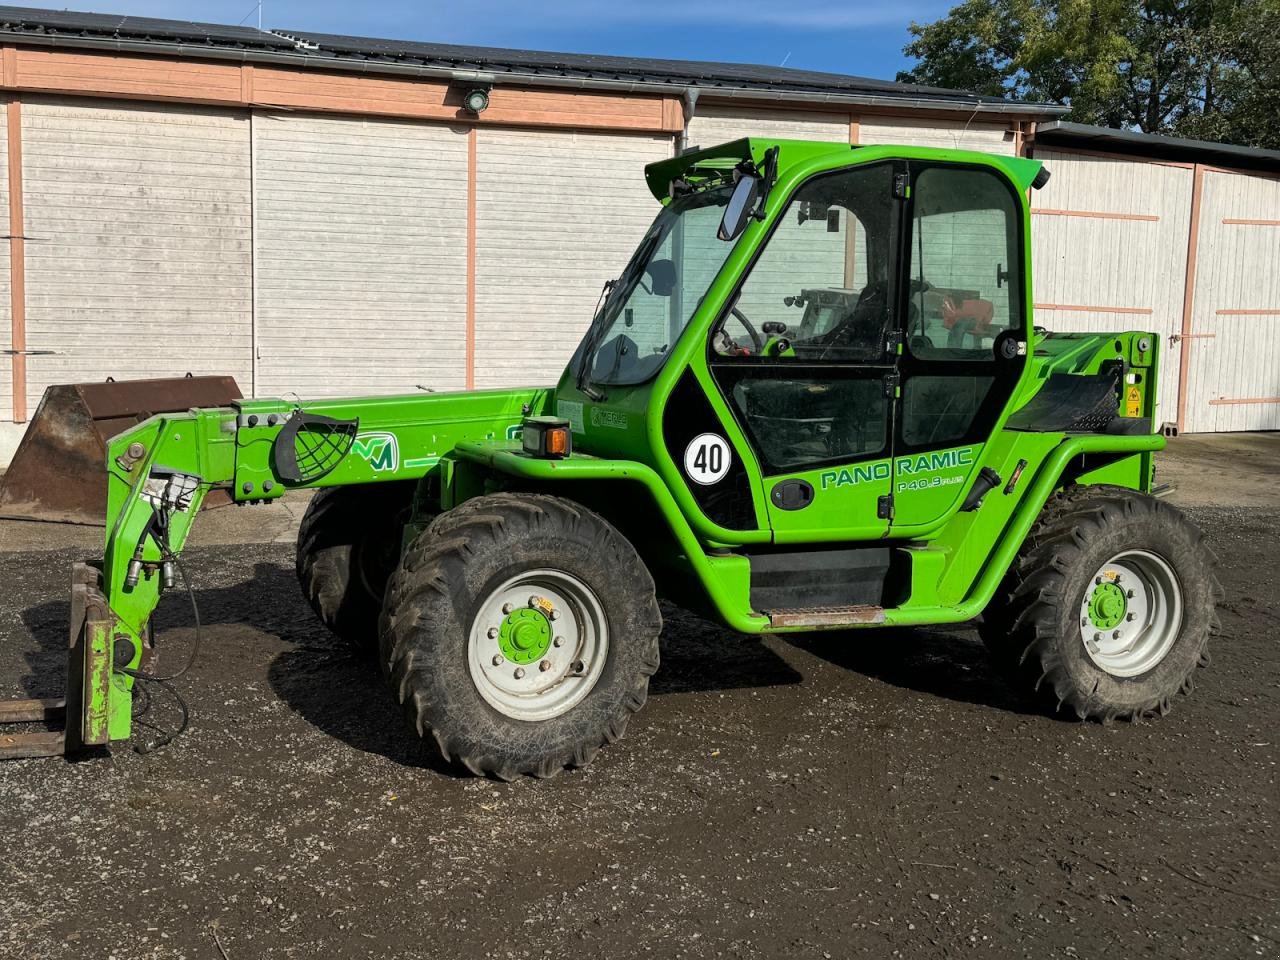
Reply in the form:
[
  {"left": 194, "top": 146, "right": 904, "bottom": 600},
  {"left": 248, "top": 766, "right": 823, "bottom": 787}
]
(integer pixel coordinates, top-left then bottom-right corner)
[{"left": 767, "top": 605, "right": 887, "bottom": 629}]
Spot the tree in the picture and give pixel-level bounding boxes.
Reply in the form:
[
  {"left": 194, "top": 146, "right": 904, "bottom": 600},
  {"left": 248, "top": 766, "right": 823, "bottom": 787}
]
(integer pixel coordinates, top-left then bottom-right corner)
[{"left": 897, "top": 0, "right": 1280, "bottom": 149}]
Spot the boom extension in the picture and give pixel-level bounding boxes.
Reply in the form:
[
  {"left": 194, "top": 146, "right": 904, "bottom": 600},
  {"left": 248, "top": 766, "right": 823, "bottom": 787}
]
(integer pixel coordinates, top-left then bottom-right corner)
[{"left": 1, "top": 389, "right": 547, "bottom": 756}]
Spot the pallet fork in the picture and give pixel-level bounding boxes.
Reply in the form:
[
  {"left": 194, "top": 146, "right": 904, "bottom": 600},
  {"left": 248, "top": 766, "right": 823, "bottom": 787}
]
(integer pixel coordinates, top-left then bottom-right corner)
[{"left": 0, "top": 563, "right": 115, "bottom": 758}]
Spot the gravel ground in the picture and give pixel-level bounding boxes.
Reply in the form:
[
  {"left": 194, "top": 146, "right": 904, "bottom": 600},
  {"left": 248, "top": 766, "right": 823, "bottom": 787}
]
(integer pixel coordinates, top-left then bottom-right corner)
[{"left": 0, "top": 436, "right": 1277, "bottom": 959}]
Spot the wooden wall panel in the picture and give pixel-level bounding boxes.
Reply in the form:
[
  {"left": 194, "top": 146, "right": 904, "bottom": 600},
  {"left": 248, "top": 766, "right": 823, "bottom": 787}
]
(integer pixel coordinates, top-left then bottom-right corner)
[
  {"left": 11, "top": 48, "right": 243, "bottom": 104},
  {"left": 1, "top": 48, "right": 682, "bottom": 134}
]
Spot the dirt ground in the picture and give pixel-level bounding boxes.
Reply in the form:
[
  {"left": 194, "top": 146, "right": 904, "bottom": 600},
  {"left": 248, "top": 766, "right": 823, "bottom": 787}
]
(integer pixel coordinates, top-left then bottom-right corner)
[{"left": 0, "top": 434, "right": 1277, "bottom": 960}]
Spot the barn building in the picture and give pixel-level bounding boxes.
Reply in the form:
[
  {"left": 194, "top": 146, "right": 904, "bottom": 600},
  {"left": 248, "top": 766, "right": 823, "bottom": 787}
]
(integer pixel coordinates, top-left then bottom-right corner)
[{"left": 0, "top": 6, "right": 1276, "bottom": 465}]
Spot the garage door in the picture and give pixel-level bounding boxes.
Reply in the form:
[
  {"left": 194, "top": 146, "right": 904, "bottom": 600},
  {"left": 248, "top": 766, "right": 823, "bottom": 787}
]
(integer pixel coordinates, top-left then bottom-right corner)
[
  {"left": 473, "top": 128, "right": 672, "bottom": 389},
  {"left": 1029, "top": 148, "right": 1194, "bottom": 427},
  {"left": 253, "top": 113, "right": 469, "bottom": 398},
  {"left": 1183, "top": 170, "right": 1280, "bottom": 432},
  {"left": 859, "top": 116, "right": 1015, "bottom": 154},
  {"left": 20, "top": 98, "right": 252, "bottom": 406}
]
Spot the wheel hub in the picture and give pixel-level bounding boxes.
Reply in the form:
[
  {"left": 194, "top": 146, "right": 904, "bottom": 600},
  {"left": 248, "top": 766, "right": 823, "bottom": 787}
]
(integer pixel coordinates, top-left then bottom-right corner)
[
  {"left": 498, "top": 608, "right": 552, "bottom": 664},
  {"left": 467, "top": 569, "right": 609, "bottom": 722},
  {"left": 1087, "top": 580, "right": 1128, "bottom": 630},
  {"left": 1078, "top": 551, "right": 1183, "bottom": 678}
]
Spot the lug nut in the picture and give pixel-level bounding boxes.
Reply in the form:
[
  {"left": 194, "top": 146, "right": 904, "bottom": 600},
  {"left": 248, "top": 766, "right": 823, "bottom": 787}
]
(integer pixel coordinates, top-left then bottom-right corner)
[
  {"left": 1126, "top": 590, "right": 1136, "bottom": 599},
  {"left": 553, "top": 636, "right": 565, "bottom": 648},
  {"left": 549, "top": 609, "right": 561, "bottom": 621},
  {"left": 492, "top": 654, "right": 503, "bottom": 666},
  {"left": 539, "top": 660, "right": 552, "bottom": 672},
  {"left": 1094, "top": 632, "right": 1104, "bottom": 643},
  {"left": 571, "top": 660, "right": 585, "bottom": 675},
  {"left": 1126, "top": 613, "right": 1135, "bottom": 622},
  {"left": 1081, "top": 617, "right": 1090, "bottom": 627},
  {"left": 513, "top": 667, "right": 526, "bottom": 679},
  {"left": 487, "top": 627, "right": 499, "bottom": 639},
  {"left": 1095, "top": 576, "right": 1103, "bottom": 585},
  {"left": 1112, "top": 630, "right": 1122, "bottom": 639},
  {"left": 501, "top": 602, "right": 513, "bottom": 614},
  {"left": 529, "top": 595, "right": 539, "bottom": 607}
]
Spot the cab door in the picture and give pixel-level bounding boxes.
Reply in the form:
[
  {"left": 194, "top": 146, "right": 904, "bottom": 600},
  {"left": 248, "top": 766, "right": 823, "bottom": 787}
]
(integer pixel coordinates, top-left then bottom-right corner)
[
  {"left": 706, "top": 161, "right": 905, "bottom": 544},
  {"left": 889, "top": 162, "right": 1029, "bottom": 531}
]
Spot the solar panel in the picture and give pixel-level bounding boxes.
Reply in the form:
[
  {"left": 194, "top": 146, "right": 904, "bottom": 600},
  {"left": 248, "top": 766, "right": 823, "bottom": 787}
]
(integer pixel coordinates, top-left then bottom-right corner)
[
  {"left": 280, "top": 29, "right": 997, "bottom": 102},
  {"left": 0, "top": 4, "right": 295, "bottom": 50},
  {"left": 0, "top": 4, "right": 999, "bottom": 103}
]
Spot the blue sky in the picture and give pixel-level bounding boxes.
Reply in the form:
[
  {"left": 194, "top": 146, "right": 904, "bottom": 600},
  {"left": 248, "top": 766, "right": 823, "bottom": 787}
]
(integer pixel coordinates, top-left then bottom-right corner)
[{"left": 24, "top": 1, "right": 954, "bottom": 81}]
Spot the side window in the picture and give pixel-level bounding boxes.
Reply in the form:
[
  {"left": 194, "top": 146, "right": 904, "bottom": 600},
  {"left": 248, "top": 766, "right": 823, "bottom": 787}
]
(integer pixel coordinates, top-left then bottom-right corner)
[
  {"left": 724, "top": 372, "right": 888, "bottom": 472},
  {"left": 907, "top": 167, "right": 1021, "bottom": 361},
  {"left": 712, "top": 164, "right": 896, "bottom": 363},
  {"left": 902, "top": 375, "right": 995, "bottom": 447}
]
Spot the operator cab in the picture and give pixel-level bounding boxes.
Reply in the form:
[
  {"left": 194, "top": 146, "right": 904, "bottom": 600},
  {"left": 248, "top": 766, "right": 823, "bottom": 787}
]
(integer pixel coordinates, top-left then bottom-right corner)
[{"left": 567, "top": 139, "right": 1031, "bottom": 538}]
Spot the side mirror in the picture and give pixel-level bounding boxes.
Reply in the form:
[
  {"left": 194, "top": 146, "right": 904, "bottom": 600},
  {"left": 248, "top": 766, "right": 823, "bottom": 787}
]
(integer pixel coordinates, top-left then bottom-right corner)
[
  {"left": 644, "top": 258, "right": 677, "bottom": 297},
  {"left": 718, "top": 174, "right": 760, "bottom": 242}
]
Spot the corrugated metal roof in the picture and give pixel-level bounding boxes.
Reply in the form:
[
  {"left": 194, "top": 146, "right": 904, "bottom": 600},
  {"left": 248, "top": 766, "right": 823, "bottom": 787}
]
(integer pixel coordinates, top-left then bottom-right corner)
[
  {"left": 1035, "top": 121, "right": 1280, "bottom": 173},
  {"left": 0, "top": 3, "right": 1065, "bottom": 116}
]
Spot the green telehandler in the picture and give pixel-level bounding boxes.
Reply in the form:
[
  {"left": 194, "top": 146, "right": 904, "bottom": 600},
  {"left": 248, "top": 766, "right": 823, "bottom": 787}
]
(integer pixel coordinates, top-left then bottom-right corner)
[{"left": 0, "top": 138, "right": 1220, "bottom": 778}]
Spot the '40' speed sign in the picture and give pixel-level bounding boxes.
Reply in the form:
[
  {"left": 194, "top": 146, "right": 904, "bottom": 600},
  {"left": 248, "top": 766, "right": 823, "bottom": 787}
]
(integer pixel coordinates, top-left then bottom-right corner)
[{"left": 683, "top": 433, "right": 731, "bottom": 485}]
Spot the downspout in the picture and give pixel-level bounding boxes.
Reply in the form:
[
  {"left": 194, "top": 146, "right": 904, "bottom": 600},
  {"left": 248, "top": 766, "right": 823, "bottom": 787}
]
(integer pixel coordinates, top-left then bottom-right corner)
[{"left": 678, "top": 87, "right": 700, "bottom": 155}]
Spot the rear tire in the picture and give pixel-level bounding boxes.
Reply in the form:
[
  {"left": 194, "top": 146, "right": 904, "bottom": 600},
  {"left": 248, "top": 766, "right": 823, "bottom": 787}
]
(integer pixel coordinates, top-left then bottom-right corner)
[
  {"left": 379, "top": 493, "right": 662, "bottom": 779},
  {"left": 981, "top": 485, "right": 1221, "bottom": 722},
  {"left": 296, "top": 482, "right": 416, "bottom": 654},
  {"left": 979, "top": 484, "right": 1135, "bottom": 662}
]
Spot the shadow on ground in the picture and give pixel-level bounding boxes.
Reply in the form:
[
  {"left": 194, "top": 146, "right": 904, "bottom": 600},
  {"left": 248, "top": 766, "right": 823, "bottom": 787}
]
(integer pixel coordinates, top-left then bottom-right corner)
[
  {"left": 15, "top": 560, "right": 1054, "bottom": 769},
  {"left": 786, "top": 623, "right": 1050, "bottom": 720},
  {"left": 15, "top": 563, "right": 809, "bottom": 770}
]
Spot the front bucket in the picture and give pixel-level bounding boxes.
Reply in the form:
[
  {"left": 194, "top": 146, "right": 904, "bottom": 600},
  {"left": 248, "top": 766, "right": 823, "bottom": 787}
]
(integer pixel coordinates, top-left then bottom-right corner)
[{"left": 0, "top": 375, "right": 242, "bottom": 525}]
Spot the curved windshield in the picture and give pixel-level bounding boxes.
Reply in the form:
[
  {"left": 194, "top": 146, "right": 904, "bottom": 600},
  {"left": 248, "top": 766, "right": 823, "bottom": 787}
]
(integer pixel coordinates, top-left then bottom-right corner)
[{"left": 575, "top": 185, "right": 736, "bottom": 389}]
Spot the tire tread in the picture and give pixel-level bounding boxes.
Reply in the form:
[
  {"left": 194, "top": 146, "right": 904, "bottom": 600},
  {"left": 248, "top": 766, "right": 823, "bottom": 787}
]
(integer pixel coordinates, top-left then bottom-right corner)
[{"left": 980, "top": 484, "right": 1221, "bottom": 722}]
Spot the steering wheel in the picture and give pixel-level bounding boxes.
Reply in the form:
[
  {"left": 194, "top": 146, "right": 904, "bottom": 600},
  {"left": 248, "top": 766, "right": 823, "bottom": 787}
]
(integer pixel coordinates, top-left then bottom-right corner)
[{"left": 730, "top": 307, "right": 765, "bottom": 353}]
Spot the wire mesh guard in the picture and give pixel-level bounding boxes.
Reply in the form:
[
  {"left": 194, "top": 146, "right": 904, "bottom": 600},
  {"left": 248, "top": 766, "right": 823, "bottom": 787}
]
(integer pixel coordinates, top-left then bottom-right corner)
[{"left": 271, "top": 413, "right": 359, "bottom": 484}]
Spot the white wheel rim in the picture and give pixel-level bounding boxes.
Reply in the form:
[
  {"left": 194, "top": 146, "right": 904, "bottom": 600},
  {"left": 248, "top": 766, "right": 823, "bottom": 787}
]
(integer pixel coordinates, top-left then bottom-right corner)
[
  {"left": 467, "top": 568, "right": 609, "bottom": 721},
  {"left": 1079, "top": 549, "right": 1184, "bottom": 678}
]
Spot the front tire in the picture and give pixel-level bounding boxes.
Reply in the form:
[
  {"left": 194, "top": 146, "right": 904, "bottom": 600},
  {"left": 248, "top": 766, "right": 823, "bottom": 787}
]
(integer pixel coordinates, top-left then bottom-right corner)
[
  {"left": 379, "top": 493, "right": 662, "bottom": 779},
  {"left": 981, "top": 485, "right": 1221, "bottom": 722},
  {"left": 296, "top": 482, "right": 416, "bottom": 654}
]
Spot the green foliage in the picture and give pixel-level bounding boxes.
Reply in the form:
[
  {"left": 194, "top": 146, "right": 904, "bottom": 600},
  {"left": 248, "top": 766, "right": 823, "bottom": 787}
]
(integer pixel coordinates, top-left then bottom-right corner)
[{"left": 898, "top": 0, "right": 1280, "bottom": 149}]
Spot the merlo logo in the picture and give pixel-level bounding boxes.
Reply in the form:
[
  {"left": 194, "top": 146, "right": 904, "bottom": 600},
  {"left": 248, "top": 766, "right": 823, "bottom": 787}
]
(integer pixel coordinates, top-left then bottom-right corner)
[{"left": 352, "top": 432, "right": 399, "bottom": 473}]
